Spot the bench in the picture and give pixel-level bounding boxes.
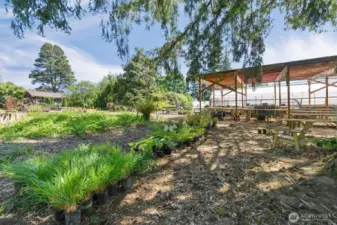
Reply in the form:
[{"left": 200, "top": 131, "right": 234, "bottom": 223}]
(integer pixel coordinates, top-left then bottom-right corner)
[{"left": 272, "top": 122, "right": 313, "bottom": 151}]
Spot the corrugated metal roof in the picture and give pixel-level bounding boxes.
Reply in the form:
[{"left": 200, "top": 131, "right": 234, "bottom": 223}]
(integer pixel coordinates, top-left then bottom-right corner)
[
  {"left": 199, "top": 55, "right": 337, "bottom": 87},
  {"left": 25, "top": 90, "right": 63, "bottom": 98}
]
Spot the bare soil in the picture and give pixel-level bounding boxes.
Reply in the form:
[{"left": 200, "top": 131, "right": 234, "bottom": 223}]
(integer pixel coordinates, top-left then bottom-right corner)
[{"left": 2, "top": 120, "right": 337, "bottom": 225}]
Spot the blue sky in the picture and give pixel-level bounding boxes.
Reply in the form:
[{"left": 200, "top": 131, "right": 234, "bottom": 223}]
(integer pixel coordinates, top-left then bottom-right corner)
[{"left": 1, "top": 3, "right": 337, "bottom": 89}]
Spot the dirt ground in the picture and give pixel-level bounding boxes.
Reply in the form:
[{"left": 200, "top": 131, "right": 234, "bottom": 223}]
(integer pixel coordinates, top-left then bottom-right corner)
[{"left": 2, "top": 120, "right": 337, "bottom": 225}]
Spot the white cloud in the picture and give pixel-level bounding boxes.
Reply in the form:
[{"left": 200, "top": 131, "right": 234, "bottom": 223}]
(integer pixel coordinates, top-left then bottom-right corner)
[
  {"left": 0, "top": 31, "right": 123, "bottom": 88},
  {"left": 264, "top": 33, "right": 337, "bottom": 64}
]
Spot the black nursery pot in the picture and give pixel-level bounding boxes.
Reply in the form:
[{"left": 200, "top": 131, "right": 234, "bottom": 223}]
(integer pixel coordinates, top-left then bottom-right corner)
[
  {"left": 162, "top": 144, "right": 172, "bottom": 155},
  {"left": 176, "top": 141, "right": 184, "bottom": 148},
  {"left": 97, "top": 190, "right": 109, "bottom": 205},
  {"left": 81, "top": 197, "right": 93, "bottom": 216},
  {"left": 152, "top": 146, "right": 164, "bottom": 158},
  {"left": 107, "top": 184, "right": 119, "bottom": 196},
  {"left": 65, "top": 208, "right": 81, "bottom": 225},
  {"left": 54, "top": 209, "right": 65, "bottom": 223},
  {"left": 184, "top": 140, "right": 192, "bottom": 146},
  {"left": 192, "top": 136, "right": 199, "bottom": 143},
  {"left": 331, "top": 139, "right": 337, "bottom": 145},
  {"left": 121, "top": 177, "right": 133, "bottom": 191}
]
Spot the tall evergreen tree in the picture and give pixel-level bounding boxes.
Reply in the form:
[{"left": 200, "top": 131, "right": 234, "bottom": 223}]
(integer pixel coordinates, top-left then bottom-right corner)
[
  {"left": 29, "top": 43, "right": 76, "bottom": 92},
  {"left": 115, "top": 49, "right": 158, "bottom": 106},
  {"left": 158, "top": 70, "right": 186, "bottom": 94}
]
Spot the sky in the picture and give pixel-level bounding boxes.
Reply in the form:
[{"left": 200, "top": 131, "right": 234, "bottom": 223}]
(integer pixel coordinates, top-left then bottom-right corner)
[{"left": 1, "top": 2, "right": 337, "bottom": 93}]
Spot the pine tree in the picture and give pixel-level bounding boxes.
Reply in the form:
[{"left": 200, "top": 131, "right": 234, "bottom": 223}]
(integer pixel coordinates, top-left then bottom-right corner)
[
  {"left": 115, "top": 49, "right": 158, "bottom": 106},
  {"left": 29, "top": 43, "right": 76, "bottom": 92},
  {"left": 158, "top": 70, "right": 186, "bottom": 94}
]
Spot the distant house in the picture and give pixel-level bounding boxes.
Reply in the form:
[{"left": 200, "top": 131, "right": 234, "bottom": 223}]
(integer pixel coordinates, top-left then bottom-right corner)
[{"left": 25, "top": 90, "right": 64, "bottom": 104}]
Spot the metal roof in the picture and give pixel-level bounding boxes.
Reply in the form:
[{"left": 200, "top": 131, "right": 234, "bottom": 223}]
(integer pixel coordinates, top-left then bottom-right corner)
[
  {"left": 25, "top": 90, "right": 64, "bottom": 98},
  {"left": 199, "top": 55, "right": 337, "bottom": 87}
]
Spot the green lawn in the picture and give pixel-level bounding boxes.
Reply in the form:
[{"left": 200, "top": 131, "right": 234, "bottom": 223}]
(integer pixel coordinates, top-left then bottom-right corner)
[{"left": 0, "top": 112, "right": 144, "bottom": 140}]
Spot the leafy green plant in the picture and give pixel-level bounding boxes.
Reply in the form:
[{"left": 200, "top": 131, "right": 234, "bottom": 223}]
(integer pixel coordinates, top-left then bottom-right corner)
[
  {"left": 311, "top": 138, "right": 337, "bottom": 150},
  {"left": 136, "top": 99, "right": 156, "bottom": 121},
  {"left": 1, "top": 142, "right": 152, "bottom": 213}
]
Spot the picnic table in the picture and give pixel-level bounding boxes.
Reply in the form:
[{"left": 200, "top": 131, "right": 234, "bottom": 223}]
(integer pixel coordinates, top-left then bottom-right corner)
[
  {"left": 290, "top": 109, "right": 337, "bottom": 120},
  {"left": 286, "top": 118, "right": 337, "bottom": 129},
  {"left": 271, "top": 119, "right": 313, "bottom": 151},
  {"left": 271, "top": 118, "right": 337, "bottom": 150}
]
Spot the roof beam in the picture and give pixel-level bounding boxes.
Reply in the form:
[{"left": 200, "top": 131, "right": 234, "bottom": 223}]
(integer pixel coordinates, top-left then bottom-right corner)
[
  {"left": 309, "top": 68, "right": 337, "bottom": 80},
  {"left": 200, "top": 77, "right": 227, "bottom": 92},
  {"left": 237, "top": 75, "right": 244, "bottom": 85},
  {"left": 275, "top": 66, "right": 288, "bottom": 82}
]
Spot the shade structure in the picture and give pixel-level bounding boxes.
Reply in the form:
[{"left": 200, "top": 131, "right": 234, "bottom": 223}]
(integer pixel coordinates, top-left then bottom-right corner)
[
  {"left": 199, "top": 55, "right": 337, "bottom": 87},
  {"left": 197, "top": 55, "right": 337, "bottom": 120}
]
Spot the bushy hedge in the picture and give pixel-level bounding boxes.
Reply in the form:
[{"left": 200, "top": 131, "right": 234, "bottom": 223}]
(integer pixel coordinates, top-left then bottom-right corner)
[{"left": 0, "top": 82, "right": 25, "bottom": 109}]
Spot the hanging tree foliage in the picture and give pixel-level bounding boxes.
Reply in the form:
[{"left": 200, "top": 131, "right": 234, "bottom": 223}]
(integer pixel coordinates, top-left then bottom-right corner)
[
  {"left": 5, "top": 0, "right": 337, "bottom": 79},
  {"left": 243, "top": 64, "right": 263, "bottom": 91}
]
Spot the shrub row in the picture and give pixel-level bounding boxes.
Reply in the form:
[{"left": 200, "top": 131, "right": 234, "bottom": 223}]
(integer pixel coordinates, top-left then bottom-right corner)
[
  {"left": 130, "top": 111, "right": 216, "bottom": 157},
  {"left": 1, "top": 143, "right": 154, "bottom": 224}
]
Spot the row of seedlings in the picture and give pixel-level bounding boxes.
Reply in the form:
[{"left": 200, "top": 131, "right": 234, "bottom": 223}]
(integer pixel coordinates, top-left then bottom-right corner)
[
  {"left": 131, "top": 111, "right": 216, "bottom": 157},
  {"left": 2, "top": 142, "right": 154, "bottom": 225}
]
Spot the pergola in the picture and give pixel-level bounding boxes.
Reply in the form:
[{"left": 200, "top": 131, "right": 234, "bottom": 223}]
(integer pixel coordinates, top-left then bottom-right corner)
[{"left": 198, "top": 55, "right": 337, "bottom": 119}]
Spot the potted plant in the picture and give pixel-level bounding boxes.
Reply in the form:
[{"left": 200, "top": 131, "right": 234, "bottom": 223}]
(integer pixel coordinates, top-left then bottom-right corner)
[
  {"left": 212, "top": 118, "right": 218, "bottom": 127},
  {"left": 119, "top": 153, "right": 138, "bottom": 191},
  {"left": 162, "top": 140, "right": 176, "bottom": 155},
  {"left": 80, "top": 194, "right": 93, "bottom": 216}
]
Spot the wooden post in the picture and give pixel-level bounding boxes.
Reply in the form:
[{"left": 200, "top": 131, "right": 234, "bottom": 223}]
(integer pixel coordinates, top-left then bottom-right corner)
[
  {"left": 286, "top": 67, "right": 291, "bottom": 119},
  {"left": 274, "top": 82, "right": 277, "bottom": 117},
  {"left": 274, "top": 82, "right": 277, "bottom": 106},
  {"left": 325, "top": 76, "right": 329, "bottom": 109},
  {"left": 278, "top": 81, "right": 281, "bottom": 106},
  {"left": 221, "top": 87, "right": 224, "bottom": 106},
  {"left": 241, "top": 81, "right": 244, "bottom": 107},
  {"left": 212, "top": 85, "right": 215, "bottom": 107},
  {"left": 245, "top": 84, "right": 248, "bottom": 106},
  {"left": 308, "top": 80, "right": 311, "bottom": 108},
  {"left": 199, "top": 77, "right": 202, "bottom": 112},
  {"left": 235, "top": 73, "right": 238, "bottom": 119}
]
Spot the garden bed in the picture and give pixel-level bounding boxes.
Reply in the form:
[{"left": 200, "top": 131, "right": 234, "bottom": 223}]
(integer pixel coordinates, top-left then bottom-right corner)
[
  {"left": 0, "top": 111, "right": 214, "bottom": 224},
  {"left": 0, "top": 112, "right": 143, "bottom": 140}
]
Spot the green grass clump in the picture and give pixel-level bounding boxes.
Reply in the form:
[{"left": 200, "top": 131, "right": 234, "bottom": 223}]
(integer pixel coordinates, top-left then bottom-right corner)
[
  {"left": 130, "top": 122, "right": 205, "bottom": 154},
  {"left": 1, "top": 142, "right": 154, "bottom": 213},
  {"left": 0, "top": 112, "right": 143, "bottom": 140},
  {"left": 311, "top": 137, "right": 337, "bottom": 150}
]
